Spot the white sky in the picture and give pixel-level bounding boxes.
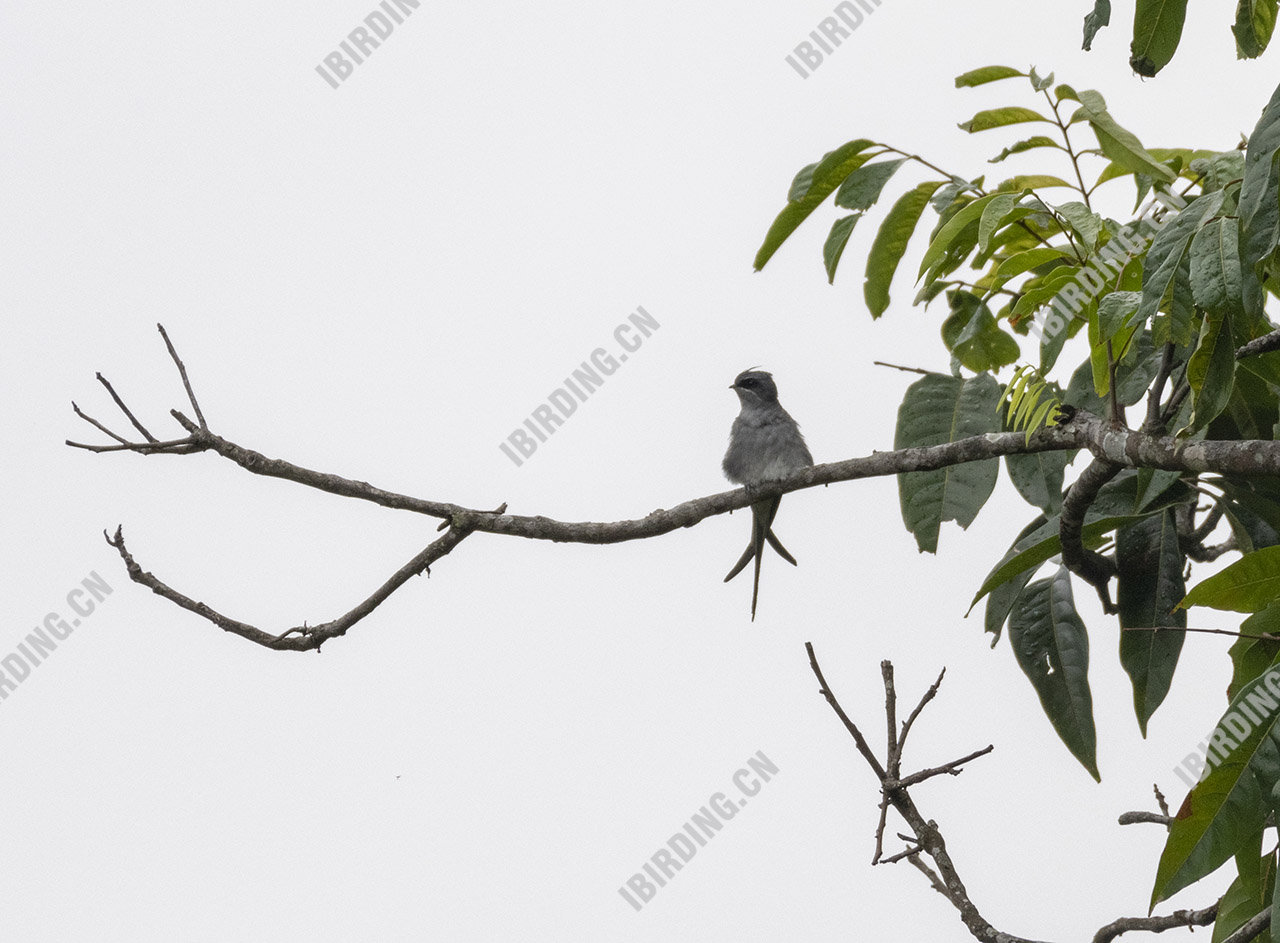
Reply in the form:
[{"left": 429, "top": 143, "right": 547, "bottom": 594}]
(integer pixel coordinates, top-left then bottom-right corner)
[{"left": 5, "top": 1, "right": 1280, "bottom": 939}]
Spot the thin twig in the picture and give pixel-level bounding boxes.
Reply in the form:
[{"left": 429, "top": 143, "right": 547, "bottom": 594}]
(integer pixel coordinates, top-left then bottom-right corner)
[
  {"left": 70, "top": 402, "right": 129, "bottom": 445},
  {"left": 95, "top": 372, "right": 158, "bottom": 442},
  {"left": 898, "top": 667, "right": 946, "bottom": 754},
  {"left": 157, "top": 323, "right": 207, "bottom": 428},
  {"left": 893, "top": 745, "right": 994, "bottom": 789},
  {"left": 1153, "top": 784, "right": 1169, "bottom": 818},
  {"left": 872, "top": 360, "right": 935, "bottom": 376},
  {"left": 104, "top": 523, "right": 471, "bottom": 651},
  {"left": 1121, "top": 625, "right": 1280, "bottom": 642}
]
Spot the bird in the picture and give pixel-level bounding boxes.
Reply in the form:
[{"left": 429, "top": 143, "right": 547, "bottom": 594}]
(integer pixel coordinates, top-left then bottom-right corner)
[{"left": 721, "top": 369, "right": 813, "bottom": 620}]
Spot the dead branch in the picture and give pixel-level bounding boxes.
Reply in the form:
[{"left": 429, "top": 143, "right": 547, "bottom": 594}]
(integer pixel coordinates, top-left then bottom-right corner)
[
  {"left": 65, "top": 326, "right": 1280, "bottom": 649},
  {"left": 806, "top": 643, "right": 1218, "bottom": 943}
]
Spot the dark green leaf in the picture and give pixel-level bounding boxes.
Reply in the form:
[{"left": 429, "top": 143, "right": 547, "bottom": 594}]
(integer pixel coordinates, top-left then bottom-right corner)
[
  {"left": 971, "top": 471, "right": 1185, "bottom": 606},
  {"left": 942, "top": 293, "right": 1020, "bottom": 373},
  {"left": 823, "top": 214, "right": 861, "bottom": 284},
  {"left": 1184, "top": 309, "right": 1237, "bottom": 434},
  {"left": 1151, "top": 659, "right": 1280, "bottom": 906},
  {"left": 1083, "top": 0, "right": 1112, "bottom": 50},
  {"left": 1138, "top": 190, "right": 1227, "bottom": 323},
  {"left": 1117, "top": 510, "right": 1186, "bottom": 735},
  {"left": 1009, "top": 566, "right": 1099, "bottom": 779},
  {"left": 1229, "top": 612, "right": 1280, "bottom": 700},
  {"left": 1212, "top": 850, "right": 1274, "bottom": 942},
  {"left": 894, "top": 373, "right": 1001, "bottom": 553},
  {"left": 1240, "top": 82, "right": 1280, "bottom": 317},
  {"left": 1233, "top": 0, "right": 1279, "bottom": 58},
  {"left": 835, "top": 159, "right": 907, "bottom": 211},
  {"left": 1005, "top": 450, "right": 1070, "bottom": 514},
  {"left": 1190, "top": 218, "right": 1243, "bottom": 314},
  {"left": 1130, "top": 0, "right": 1189, "bottom": 76}
]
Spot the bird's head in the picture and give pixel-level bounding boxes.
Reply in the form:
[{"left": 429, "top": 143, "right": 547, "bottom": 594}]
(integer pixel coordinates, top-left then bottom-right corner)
[{"left": 730, "top": 369, "right": 779, "bottom": 406}]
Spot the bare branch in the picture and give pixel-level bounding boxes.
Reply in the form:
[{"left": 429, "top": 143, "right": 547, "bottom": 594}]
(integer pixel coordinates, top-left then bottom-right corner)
[
  {"left": 872, "top": 360, "right": 935, "bottom": 375},
  {"left": 157, "top": 323, "right": 207, "bottom": 428},
  {"left": 71, "top": 401, "right": 129, "bottom": 445},
  {"left": 1091, "top": 904, "right": 1217, "bottom": 943},
  {"left": 898, "top": 667, "right": 946, "bottom": 755},
  {"left": 68, "top": 329, "right": 1280, "bottom": 647},
  {"left": 806, "top": 645, "right": 1048, "bottom": 943},
  {"left": 95, "top": 372, "right": 158, "bottom": 443},
  {"left": 892, "top": 745, "right": 994, "bottom": 788},
  {"left": 1237, "top": 329, "right": 1280, "bottom": 359},
  {"left": 104, "top": 524, "right": 471, "bottom": 651},
  {"left": 1153, "top": 784, "right": 1169, "bottom": 818},
  {"left": 1117, "top": 811, "right": 1172, "bottom": 827}
]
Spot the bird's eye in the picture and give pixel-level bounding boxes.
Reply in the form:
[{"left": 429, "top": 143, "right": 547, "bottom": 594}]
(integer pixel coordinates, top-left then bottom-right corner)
[{"left": 740, "top": 379, "right": 756, "bottom": 388}]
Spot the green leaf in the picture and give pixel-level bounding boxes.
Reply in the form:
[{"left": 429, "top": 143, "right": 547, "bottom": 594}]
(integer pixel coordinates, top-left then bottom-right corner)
[
  {"left": 1130, "top": 0, "right": 1189, "bottom": 76},
  {"left": 1005, "top": 451, "right": 1070, "bottom": 514},
  {"left": 1073, "top": 90, "right": 1177, "bottom": 183},
  {"left": 755, "top": 139, "right": 878, "bottom": 271},
  {"left": 954, "top": 65, "right": 1027, "bottom": 88},
  {"left": 983, "top": 514, "right": 1051, "bottom": 644},
  {"left": 1010, "top": 267, "right": 1085, "bottom": 322},
  {"left": 1054, "top": 201, "right": 1103, "bottom": 250},
  {"left": 894, "top": 373, "right": 1001, "bottom": 554},
  {"left": 835, "top": 159, "right": 907, "bottom": 211},
  {"left": 1190, "top": 218, "right": 1243, "bottom": 314},
  {"left": 944, "top": 297, "right": 1020, "bottom": 373},
  {"left": 1029, "top": 67, "right": 1054, "bottom": 92},
  {"left": 823, "top": 214, "right": 861, "bottom": 284},
  {"left": 1138, "top": 190, "right": 1227, "bottom": 323},
  {"left": 1094, "top": 148, "right": 1218, "bottom": 187},
  {"left": 978, "top": 192, "right": 1021, "bottom": 254},
  {"left": 993, "top": 246, "right": 1073, "bottom": 283},
  {"left": 989, "top": 136, "right": 1062, "bottom": 164},
  {"left": 1184, "top": 309, "right": 1236, "bottom": 434},
  {"left": 958, "top": 107, "right": 1051, "bottom": 134},
  {"left": 1097, "top": 290, "right": 1143, "bottom": 344},
  {"left": 1179, "top": 545, "right": 1280, "bottom": 613},
  {"left": 971, "top": 472, "right": 1183, "bottom": 607},
  {"left": 1008, "top": 566, "right": 1099, "bottom": 780},
  {"left": 1153, "top": 255, "right": 1195, "bottom": 347},
  {"left": 1213, "top": 851, "right": 1274, "bottom": 942},
  {"left": 1240, "top": 82, "right": 1280, "bottom": 316},
  {"left": 1150, "top": 659, "right": 1279, "bottom": 907},
  {"left": 996, "top": 175, "right": 1074, "bottom": 191},
  {"left": 864, "top": 181, "right": 946, "bottom": 318},
  {"left": 1230, "top": 611, "right": 1280, "bottom": 700},
  {"left": 1117, "top": 510, "right": 1187, "bottom": 736},
  {"left": 1083, "top": 0, "right": 1112, "bottom": 50},
  {"left": 918, "top": 193, "right": 1002, "bottom": 279},
  {"left": 1233, "top": 0, "right": 1279, "bottom": 58}
]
